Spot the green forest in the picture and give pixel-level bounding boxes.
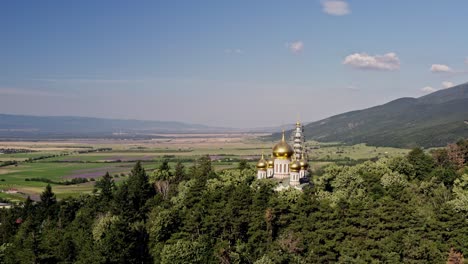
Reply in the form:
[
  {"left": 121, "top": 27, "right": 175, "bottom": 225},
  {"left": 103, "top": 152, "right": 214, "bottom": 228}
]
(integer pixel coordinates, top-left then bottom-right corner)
[{"left": 1, "top": 140, "right": 467, "bottom": 263}]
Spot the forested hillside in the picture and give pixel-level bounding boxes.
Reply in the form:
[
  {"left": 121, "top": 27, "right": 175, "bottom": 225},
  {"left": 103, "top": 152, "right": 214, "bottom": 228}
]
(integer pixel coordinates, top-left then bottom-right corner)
[
  {"left": 1, "top": 140, "right": 468, "bottom": 263},
  {"left": 278, "top": 82, "right": 468, "bottom": 148}
]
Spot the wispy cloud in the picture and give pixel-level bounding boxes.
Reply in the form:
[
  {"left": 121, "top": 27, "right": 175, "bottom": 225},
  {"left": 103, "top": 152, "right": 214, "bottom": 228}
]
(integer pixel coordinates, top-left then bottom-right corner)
[
  {"left": 442, "top": 81, "right": 454, "bottom": 89},
  {"left": 430, "top": 64, "right": 453, "bottom": 73},
  {"left": 420, "top": 86, "right": 436, "bottom": 93},
  {"left": 0, "top": 87, "right": 71, "bottom": 97},
  {"left": 321, "top": 0, "right": 350, "bottom": 16},
  {"left": 286, "top": 41, "right": 304, "bottom": 54},
  {"left": 34, "top": 78, "right": 143, "bottom": 84},
  {"left": 343, "top": 52, "right": 400, "bottom": 71},
  {"left": 345, "top": 85, "right": 360, "bottom": 91},
  {"left": 224, "top": 48, "right": 243, "bottom": 54}
]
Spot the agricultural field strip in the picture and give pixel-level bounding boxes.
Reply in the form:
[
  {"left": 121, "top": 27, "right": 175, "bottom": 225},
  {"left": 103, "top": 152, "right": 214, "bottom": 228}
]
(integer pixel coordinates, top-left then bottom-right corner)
[{"left": 0, "top": 139, "right": 409, "bottom": 201}]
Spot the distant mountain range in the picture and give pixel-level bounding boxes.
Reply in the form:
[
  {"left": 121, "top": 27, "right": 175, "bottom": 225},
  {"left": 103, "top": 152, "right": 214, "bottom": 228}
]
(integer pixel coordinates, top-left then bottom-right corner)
[
  {"left": 2, "top": 82, "right": 467, "bottom": 145},
  {"left": 0, "top": 114, "right": 230, "bottom": 139},
  {"left": 276, "top": 82, "right": 468, "bottom": 148}
]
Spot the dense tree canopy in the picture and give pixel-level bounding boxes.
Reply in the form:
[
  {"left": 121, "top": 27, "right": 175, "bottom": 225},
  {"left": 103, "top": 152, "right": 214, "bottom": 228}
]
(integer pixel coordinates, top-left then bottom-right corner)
[{"left": 1, "top": 141, "right": 467, "bottom": 263}]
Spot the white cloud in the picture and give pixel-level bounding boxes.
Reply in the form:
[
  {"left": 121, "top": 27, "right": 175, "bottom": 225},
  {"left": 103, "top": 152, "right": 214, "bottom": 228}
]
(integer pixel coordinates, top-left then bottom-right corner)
[
  {"left": 342, "top": 52, "right": 400, "bottom": 71},
  {"left": 321, "top": 0, "right": 350, "bottom": 16},
  {"left": 286, "top": 41, "right": 304, "bottom": 54},
  {"left": 421, "top": 86, "right": 436, "bottom": 93},
  {"left": 420, "top": 82, "right": 455, "bottom": 94},
  {"left": 430, "top": 64, "right": 452, "bottom": 73},
  {"left": 465, "top": 57, "right": 468, "bottom": 65},
  {"left": 442, "top": 81, "right": 454, "bottom": 89}
]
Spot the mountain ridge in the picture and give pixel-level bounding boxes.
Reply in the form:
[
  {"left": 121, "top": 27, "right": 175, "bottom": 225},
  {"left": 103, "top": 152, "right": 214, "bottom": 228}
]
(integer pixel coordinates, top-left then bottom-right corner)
[
  {"left": 0, "top": 114, "right": 232, "bottom": 138},
  {"left": 275, "top": 82, "right": 468, "bottom": 148}
]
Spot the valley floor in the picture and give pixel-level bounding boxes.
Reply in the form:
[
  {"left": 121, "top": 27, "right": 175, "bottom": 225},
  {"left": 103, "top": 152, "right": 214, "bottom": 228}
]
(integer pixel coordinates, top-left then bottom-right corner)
[{"left": 0, "top": 133, "right": 408, "bottom": 202}]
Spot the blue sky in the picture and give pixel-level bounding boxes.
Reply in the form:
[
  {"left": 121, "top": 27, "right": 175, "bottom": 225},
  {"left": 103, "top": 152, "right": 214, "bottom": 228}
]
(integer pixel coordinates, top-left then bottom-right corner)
[{"left": 1, "top": 0, "right": 468, "bottom": 128}]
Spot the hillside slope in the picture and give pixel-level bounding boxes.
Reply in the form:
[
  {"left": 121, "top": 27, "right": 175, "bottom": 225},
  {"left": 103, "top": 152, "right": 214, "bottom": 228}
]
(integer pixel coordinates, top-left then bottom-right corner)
[{"left": 292, "top": 82, "right": 468, "bottom": 148}]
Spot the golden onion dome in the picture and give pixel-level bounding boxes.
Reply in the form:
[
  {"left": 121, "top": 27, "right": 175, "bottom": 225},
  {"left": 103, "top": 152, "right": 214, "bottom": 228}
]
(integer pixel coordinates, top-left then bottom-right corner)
[
  {"left": 267, "top": 154, "right": 274, "bottom": 168},
  {"left": 290, "top": 157, "right": 301, "bottom": 172},
  {"left": 299, "top": 153, "right": 309, "bottom": 170},
  {"left": 296, "top": 121, "right": 301, "bottom": 127},
  {"left": 272, "top": 131, "right": 294, "bottom": 159},
  {"left": 256, "top": 153, "right": 267, "bottom": 170}
]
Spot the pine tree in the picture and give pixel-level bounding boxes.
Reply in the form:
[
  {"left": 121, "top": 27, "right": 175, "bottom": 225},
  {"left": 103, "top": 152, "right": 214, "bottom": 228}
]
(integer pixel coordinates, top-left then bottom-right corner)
[
  {"left": 95, "top": 172, "right": 115, "bottom": 201},
  {"left": 407, "top": 147, "right": 435, "bottom": 180},
  {"left": 23, "top": 196, "right": 34, "bottom": 219},
  {"left": 126, "top": 161, "right": 155, "bottom": 218},
  {"left": 40, "top": 184, "right": 57, "bottom": 218},
  {"left": 159, "top": 159, "right": 171, "bottom": 173},
  {"left": 190, "top": 155, "right": 216, "bottom": 181},
  {"left": 41, "top": 184, "right": 56, "bottom": 206},
  {"left": 174, "top": 161, "right": 186, "bottom": 183}
]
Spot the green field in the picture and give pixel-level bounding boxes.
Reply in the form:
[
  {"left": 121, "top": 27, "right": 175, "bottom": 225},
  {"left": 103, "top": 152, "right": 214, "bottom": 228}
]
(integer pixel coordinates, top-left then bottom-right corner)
[
  {"left": 0, "top": 152, "right": 65, "bottom": 162},
  {"left": 0, "top": 138, "right": 409, "bottom": 202},
  {"left": 307, "top": 143, "right": 409, "bottom": 160}
]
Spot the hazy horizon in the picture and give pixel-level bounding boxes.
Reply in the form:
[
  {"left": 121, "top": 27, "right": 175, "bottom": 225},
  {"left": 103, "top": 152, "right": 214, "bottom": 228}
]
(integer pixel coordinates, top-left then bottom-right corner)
[{"left": 2, "top": 1, "right": 468, "bottom": 128}]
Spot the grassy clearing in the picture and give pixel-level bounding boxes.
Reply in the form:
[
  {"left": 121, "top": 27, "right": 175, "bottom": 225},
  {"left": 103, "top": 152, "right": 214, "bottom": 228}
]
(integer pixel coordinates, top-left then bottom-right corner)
[
  {"left": 0, "top": 192, "right": 25, "bottom": 202},
  {"left": 308, "top": 143, "right": 408, "bottom": 161}
]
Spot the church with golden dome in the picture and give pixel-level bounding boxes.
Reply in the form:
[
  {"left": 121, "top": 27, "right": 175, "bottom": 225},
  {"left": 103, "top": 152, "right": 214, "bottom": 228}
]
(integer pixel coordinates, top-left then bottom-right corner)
[{"left": 256, "top": 121, "right": 310, "bottom": 188}]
